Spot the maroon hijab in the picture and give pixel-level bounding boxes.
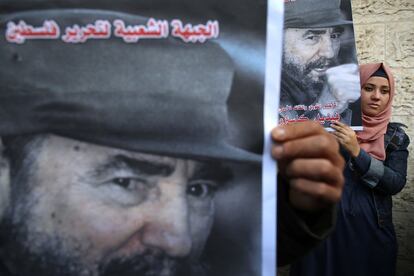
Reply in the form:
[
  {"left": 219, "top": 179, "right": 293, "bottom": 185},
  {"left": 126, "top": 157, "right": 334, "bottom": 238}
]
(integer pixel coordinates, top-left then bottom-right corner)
[{"left": 357, "top": 63, "right": 395, "bottom": 161}]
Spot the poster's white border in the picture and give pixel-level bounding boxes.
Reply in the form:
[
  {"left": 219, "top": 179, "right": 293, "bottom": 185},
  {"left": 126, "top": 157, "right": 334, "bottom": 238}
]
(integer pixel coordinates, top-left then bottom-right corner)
[
  {"left": 326, "top": 126, "right": 364, "bottom": 132},
  {"left": 262, "top": 1, "right": 283, "bottom": 275}
]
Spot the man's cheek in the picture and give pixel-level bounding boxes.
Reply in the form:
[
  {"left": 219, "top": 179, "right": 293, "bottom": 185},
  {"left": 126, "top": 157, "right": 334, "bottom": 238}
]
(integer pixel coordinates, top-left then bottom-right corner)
[
  {"left": 54, "top": 194, "right": 140, "bottom": 260},
  {"left": 333, "top": 41, "right": 341, "bottom": 55},
  {"left": 188, "top": 202, "right": 214, "bottom": 257}
]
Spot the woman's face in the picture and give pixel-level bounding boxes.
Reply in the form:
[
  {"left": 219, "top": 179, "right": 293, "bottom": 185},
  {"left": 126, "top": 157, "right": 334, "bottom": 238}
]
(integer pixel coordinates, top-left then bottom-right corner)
[{"left": 361, "top": 76, "right": 390, "bottom": 117}]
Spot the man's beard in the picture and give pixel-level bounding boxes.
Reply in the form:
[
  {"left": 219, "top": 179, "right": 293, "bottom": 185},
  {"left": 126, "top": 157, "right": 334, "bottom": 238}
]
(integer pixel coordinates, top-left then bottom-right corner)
[
  {"left": 282, "top": 56, "right": 337, "bottom": 105},
  {"left": 0, "top": 210, "right": 207, "bottom": 276},
  {"left": 0, "top": 182, "right": 207, "bottom": 276}
]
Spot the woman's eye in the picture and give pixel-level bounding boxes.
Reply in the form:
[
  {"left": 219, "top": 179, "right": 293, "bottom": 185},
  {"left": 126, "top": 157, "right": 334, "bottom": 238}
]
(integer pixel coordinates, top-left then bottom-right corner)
[
  {"left": 363, "top": 86, "right": 373, "bottom": 92},
  {"left": 187, "top": 181, "right": 218, "bottom": 199},
  {"left": 381, "top": 90, "right": 390, "bottom": 94}
]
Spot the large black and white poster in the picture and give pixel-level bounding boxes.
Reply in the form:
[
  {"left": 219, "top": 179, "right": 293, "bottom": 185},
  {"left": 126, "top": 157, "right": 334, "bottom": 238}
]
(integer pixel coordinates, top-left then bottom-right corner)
[{"left": 0, "top": 1, "right": 282, "bottom": 276}]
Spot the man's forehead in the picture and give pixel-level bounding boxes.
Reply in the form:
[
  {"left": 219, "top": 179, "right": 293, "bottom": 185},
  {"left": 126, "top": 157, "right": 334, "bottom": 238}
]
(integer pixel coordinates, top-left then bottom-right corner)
[
  {"left": 100, "top": 153, "right": 230, "bottom": 179},
  {"left": 41, "top": 134, "right": 224, "bottom": 171},
  {"left": 286, "top": 27, "right": 338, "bottom": 34}
]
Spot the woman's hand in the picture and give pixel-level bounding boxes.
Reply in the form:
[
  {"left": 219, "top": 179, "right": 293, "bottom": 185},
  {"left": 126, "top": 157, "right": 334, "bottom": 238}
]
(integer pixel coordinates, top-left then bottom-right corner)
[
  {"left": 331, "top": 121, "right": 360, "bottom": 157},
  {"left": 272, "top": 121, "right": 345, "bottom": 212}
]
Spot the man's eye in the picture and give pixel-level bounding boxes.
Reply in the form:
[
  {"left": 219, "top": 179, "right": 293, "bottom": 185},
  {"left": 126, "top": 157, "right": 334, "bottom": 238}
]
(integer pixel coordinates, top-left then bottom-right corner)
[
  {"left": 187, "top": 181, "right": 218, "bottom": 198},
  {"left": 331, "top": 33, "right": 341, "bottom": 39},
  {"left": 111, "top": 177, "right": 143, "bottom": 190},
  {"left": 304, "top": 35, "right": 321, "bottom": 45},
  {"left": 305, "top": 35, "right": 319, "bottom": 41}
]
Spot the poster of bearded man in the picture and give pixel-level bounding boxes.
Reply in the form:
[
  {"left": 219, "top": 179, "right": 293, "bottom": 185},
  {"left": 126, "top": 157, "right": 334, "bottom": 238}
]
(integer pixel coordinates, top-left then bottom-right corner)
[{"left": 280, "top": 0, "right": 362, "bottom": 130}]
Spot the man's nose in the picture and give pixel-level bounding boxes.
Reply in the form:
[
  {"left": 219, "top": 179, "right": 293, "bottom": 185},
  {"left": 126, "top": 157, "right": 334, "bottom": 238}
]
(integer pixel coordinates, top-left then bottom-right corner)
[
  {"left": 318, "top": 36, "right": 335, "bottom": 59},
  {"left": 141, "top": 190, "right": 192, "bottom": 258}
]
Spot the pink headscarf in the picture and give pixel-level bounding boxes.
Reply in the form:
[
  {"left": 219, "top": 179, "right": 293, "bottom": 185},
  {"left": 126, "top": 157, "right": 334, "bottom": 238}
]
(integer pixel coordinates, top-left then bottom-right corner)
[{"left": 357, "top": 63, "right": 395, "bottom": 161}]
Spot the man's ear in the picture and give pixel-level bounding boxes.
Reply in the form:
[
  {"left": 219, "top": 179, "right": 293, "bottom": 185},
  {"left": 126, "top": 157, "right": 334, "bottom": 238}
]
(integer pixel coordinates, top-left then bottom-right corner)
[{"left": 0, "top": 137, "right": 11, "bottom": 221}]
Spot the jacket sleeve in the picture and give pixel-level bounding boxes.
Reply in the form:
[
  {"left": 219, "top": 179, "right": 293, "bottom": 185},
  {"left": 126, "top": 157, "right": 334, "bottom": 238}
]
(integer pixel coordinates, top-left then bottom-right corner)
[
  {"left": 351, "top": 129, "right": 410, "bottom": 195},
  {"left": 374, "top": 131, "right": 410, "bottom": 195},
  {"left": 277, "top": 175, "right": 336, "bottom": 266}
]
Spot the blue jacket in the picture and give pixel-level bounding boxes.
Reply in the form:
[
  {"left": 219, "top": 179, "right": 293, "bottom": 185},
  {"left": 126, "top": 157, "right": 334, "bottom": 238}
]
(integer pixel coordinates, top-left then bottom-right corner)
[{"left": 346, "top": 122, "right": 410, "bottom": 228}]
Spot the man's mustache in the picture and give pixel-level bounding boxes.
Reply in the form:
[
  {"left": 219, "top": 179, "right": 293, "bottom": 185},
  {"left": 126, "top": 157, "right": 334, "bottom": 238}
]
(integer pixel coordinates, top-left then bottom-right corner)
[
  {"left": 99, "top": 250, "right": 208, "bottom": 276},
  {"left": 304, "top": 58, "right": 337, "bottom": 74}
]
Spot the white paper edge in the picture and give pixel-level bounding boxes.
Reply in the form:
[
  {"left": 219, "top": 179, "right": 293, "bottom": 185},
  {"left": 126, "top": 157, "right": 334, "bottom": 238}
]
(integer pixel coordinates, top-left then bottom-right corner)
[
  {"left": 262, "top": 1, "right": 283, "bottom": 275},
  {"left": 325, "top": 126, "right": 364, "bottom": 132}
]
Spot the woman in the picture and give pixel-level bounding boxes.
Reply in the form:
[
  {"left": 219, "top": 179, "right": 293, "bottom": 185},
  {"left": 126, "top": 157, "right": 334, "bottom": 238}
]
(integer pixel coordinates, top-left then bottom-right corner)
[{"left": 289, "top": 63, "right": 410, "bottom": 276}]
